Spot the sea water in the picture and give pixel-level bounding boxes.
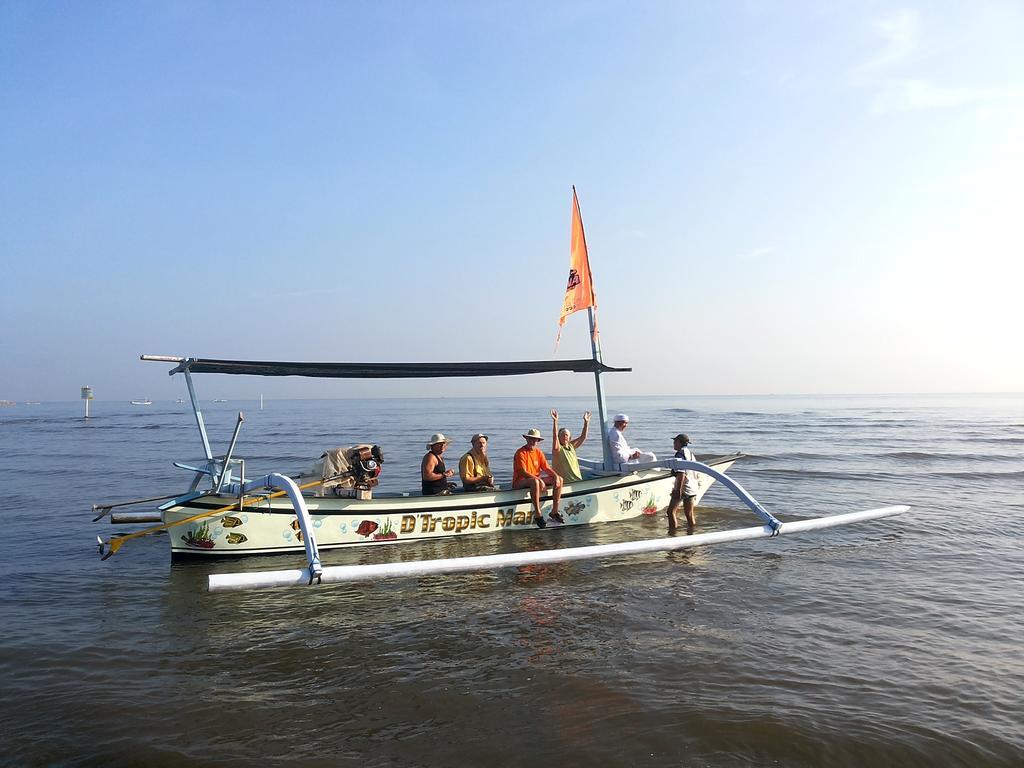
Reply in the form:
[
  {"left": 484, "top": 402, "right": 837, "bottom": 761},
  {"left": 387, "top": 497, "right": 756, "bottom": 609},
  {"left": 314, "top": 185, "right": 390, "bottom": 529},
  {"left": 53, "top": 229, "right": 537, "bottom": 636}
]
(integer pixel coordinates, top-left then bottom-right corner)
[{"left": 0, "top": 394, "right": 1021, "bottom": 766}]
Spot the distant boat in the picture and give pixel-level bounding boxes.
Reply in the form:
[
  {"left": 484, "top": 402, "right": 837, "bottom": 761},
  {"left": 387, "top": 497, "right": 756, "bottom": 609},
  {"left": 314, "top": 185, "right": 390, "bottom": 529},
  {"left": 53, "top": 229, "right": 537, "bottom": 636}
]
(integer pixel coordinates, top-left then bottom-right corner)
[
  {"left": 176, "top": 398, "right": 184, "bottom": 404},
  {"left": 24, "top": 401, "right": 41, "bottom": 405},
  {"left": 212, "top": 399, "right": 227, "bottom": 403},
  {"left": 130, "top": 399, "right": 152, "bottom": 406}
]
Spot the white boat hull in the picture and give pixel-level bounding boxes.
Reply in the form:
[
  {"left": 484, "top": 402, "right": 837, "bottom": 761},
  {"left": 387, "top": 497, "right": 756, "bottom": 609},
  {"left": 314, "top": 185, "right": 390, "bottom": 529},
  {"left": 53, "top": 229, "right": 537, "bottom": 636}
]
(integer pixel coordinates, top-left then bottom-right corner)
[{"left": 162, "top": 456, "right": 738, "bottom": 557}]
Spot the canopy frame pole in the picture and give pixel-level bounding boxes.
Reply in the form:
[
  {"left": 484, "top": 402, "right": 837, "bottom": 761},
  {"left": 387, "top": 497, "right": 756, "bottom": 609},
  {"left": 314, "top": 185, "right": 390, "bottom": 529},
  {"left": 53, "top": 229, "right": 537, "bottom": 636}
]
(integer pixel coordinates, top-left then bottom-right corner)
[
  {"left": 587, "top": 306, "right": 611, "bottom": 469},
  {"left": 213, "top": 412, "right": 245, "bottom": 493},
  {"left": 182, "top": 366, "right": 214, "bottom": 464}
]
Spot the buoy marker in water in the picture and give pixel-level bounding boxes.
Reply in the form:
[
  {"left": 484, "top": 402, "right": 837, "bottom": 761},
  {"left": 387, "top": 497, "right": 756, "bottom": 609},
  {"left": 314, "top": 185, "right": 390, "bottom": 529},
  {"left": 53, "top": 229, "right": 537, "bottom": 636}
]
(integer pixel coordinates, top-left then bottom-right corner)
[{"left": 81, "top": 385, "right": 93, "bottom": 419}]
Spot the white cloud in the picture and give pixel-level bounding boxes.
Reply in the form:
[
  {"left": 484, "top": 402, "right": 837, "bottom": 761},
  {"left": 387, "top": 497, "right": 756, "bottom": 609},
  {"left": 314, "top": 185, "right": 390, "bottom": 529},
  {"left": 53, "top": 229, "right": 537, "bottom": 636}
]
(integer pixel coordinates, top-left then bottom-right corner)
[
  {"left": 736, "top": 246, "right": 775, "bottom": 260},
  {"left": 871, "top": 79, "right": 1024, "bottom": 114},
  {"left": 618, "top": 228, "right": 648, "bottom": 240},
  {"left": 853, "top": 9, "right": 1024, "bottom": 116},
  {"left": 852, "top": 8, "right": 920, "bottom": 78}
]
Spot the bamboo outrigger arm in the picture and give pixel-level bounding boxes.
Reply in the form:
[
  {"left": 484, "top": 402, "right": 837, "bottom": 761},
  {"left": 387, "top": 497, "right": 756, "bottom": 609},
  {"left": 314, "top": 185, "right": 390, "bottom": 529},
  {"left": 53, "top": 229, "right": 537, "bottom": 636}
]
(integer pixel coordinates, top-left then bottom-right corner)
[
  {"left": 224, "top": 473, "right": 323, "bottom": 584},
  {"left": 635, "top": 458, "right": 782, "bottom": 531}
]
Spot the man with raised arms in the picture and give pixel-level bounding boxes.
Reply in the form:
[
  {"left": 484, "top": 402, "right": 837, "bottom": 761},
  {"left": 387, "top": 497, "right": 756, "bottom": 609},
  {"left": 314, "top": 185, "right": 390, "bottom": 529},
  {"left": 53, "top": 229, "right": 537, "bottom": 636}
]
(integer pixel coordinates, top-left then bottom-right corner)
[{"left": 551, "top": 408, "right": 590, "bottom": 483}]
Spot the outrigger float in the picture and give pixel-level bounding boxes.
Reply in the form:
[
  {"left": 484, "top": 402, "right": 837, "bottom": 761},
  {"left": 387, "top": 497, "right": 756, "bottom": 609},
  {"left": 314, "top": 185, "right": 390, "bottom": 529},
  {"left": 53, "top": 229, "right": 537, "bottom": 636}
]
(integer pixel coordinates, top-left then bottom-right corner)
[{"left": 95, "top": 189, "right": 909, "bottom": 591}]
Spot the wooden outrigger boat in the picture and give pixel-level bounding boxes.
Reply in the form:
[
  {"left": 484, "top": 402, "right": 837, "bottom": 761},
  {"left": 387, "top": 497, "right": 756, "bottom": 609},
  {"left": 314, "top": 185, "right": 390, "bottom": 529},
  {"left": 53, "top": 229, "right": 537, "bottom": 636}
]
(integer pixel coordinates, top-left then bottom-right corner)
[
  {"left": 95, "top": 189, "right": 909, "bottom": 591},
  {"left": 99, "top": 355, "right": 750, "bottom": 558}
]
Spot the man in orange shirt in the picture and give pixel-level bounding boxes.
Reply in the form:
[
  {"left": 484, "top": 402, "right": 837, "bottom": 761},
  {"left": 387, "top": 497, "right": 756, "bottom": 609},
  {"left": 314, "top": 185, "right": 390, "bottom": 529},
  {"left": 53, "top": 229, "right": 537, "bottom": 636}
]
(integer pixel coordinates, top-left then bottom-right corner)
[{"left": 512, "top": 428, "right": 564, "bottom": 528}]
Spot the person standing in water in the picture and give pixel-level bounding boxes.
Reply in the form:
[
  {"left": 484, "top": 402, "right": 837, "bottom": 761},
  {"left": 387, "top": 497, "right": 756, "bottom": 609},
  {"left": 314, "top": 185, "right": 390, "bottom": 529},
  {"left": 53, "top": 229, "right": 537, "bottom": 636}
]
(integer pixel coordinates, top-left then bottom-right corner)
[
  {"left": 550, "top": 409, "right": 590, "bottom": 483},
  {"left": 666, "top": 433, "right": 700, "bottom": 531}
]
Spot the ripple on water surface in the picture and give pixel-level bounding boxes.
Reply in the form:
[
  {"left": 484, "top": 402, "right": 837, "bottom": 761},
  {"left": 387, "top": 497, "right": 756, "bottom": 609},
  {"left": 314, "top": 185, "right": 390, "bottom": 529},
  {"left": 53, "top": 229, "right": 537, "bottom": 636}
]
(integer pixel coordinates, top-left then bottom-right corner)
[{"left": 1, "top": 395, "right": 1022, "bottom": 766}]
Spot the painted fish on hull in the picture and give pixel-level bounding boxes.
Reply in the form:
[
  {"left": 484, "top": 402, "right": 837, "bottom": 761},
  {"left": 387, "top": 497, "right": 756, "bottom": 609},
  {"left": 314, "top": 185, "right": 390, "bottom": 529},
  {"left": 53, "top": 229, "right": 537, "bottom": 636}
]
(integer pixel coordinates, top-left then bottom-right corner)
[{"left": 356, "top": 520, "right": 378, "bottom": 538}]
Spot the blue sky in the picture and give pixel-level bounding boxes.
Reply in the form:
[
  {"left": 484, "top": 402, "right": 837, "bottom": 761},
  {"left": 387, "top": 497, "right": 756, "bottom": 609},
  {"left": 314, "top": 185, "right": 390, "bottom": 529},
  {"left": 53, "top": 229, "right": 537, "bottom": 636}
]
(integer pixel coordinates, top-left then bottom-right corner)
[{"left": 2, "top": 1, "right": 1022, "bottom": 400}]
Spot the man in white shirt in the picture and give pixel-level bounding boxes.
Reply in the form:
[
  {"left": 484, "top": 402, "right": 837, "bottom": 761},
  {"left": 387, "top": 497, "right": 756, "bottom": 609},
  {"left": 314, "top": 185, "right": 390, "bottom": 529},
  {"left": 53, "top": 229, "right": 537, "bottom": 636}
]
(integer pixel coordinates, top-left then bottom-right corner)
[{"left": 607, "top": 413, "right": 657, "bottom": 467}]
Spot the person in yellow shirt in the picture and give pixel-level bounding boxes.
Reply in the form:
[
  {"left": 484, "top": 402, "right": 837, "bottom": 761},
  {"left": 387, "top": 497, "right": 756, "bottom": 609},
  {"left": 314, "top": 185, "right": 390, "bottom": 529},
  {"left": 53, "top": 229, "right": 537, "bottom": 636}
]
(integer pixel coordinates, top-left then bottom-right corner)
[
  {"left": 512, "top": 428, "right": 563, "bottom": 527},
  {"left": 550, "top": 408, "right": 590, "bottom": 483},
  {"left": 459, "top": 433, "right": 497, "bottom": 492}
]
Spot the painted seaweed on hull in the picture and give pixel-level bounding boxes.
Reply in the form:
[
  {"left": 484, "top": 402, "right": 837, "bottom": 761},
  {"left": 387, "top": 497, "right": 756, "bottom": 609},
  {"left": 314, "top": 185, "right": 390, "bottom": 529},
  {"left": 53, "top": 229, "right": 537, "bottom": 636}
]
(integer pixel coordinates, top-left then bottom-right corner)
[
  {"left": 372, "top": 519, "right": 397, "bottom": 541},
  {"left": 183, "top": 521, "right": 215, "bottom": 549}
]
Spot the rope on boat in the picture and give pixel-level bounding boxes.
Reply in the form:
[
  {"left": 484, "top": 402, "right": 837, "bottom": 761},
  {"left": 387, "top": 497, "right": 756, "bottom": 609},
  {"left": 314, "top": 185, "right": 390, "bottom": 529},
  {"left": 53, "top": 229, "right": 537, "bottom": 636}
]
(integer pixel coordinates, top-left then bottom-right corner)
[
  {"left": 97, "top": 478, "right": 325, "bottom": 560},
  {"left": 208, "top": 505, "right": 910, "bottom": 592}
]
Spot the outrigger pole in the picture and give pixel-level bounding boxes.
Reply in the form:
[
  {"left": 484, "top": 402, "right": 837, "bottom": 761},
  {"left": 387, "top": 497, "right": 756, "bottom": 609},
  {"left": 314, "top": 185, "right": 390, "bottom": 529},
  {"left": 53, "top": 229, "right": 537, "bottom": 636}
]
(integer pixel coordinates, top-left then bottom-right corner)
[
  {"left": 204, "top": 452, "right": 907, "bottom": 593},
  {"left": 208, "top": 504, "right": 909, "bottom": 592}
]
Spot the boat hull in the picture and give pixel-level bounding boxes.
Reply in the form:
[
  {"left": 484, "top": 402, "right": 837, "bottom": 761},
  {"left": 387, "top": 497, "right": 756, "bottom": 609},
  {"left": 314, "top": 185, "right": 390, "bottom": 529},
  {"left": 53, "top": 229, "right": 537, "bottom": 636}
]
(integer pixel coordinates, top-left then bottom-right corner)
[{"left": 163, "top": 456, "right": 738, "bottom": 557}]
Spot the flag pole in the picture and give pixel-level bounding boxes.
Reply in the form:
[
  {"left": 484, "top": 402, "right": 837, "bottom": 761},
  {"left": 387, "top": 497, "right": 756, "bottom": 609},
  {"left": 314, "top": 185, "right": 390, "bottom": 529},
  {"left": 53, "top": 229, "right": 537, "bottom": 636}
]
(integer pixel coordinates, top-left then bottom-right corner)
[
  {"left": 572, "top": 185, "right": 612, "bottom": 469},
  {"left": 587, "top": 305, "right": 611, "bottom": 469}
]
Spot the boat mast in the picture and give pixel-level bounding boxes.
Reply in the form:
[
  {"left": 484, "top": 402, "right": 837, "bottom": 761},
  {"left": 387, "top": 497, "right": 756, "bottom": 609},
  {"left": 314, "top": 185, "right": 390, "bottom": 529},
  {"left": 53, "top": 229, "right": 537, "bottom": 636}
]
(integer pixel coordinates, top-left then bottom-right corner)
[
  {"left": 588, "top": 306, "right": 611, "bottom": 469},
  {"left": 570, "top": 185, "right": 611, "bottom": 469}
]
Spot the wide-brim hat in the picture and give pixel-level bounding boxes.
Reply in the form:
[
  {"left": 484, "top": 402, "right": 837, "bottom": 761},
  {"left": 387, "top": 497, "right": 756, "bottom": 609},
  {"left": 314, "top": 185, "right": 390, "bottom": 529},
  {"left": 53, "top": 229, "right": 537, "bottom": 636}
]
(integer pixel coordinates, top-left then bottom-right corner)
[
  {"left": 426, "top": 433, "right": 451, "bottom": 448},
  {"left": 522, "top": 428, "right": 543, "bottom": 441}
]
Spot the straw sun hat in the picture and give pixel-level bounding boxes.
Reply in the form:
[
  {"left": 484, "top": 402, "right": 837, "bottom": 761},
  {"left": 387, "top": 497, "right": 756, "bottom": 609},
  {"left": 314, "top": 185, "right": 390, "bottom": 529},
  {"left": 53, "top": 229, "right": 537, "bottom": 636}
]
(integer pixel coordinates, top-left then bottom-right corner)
[
  {"left": 426, "top": 433, "right": 452, "bottom": 449},
  {"left": 522, "top": 428, "right": 543, "bottom": 441}
]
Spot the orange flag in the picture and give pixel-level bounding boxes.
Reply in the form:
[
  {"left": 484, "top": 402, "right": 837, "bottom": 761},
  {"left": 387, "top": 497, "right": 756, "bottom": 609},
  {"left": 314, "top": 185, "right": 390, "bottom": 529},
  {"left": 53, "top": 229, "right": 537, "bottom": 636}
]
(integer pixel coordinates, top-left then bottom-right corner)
[{"left": 557, "top": 186, "right": 598, "bottom": 344}]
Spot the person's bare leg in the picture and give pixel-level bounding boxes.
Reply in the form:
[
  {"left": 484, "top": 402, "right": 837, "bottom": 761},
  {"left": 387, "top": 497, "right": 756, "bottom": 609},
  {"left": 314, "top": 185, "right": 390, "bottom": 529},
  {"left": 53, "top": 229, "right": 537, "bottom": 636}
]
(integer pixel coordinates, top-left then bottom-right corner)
[
  {"left": 547, "top": 475, "right": 565, "bottom": 523},
  {"left": 667, "top": 486, "right": 681, "bottom": 531},
  {"left": 529, "top": 478, "right": 543, "bottom": 517},
  {"left": 683, "top": 496, "right": 696, "bottom": 528},
  {"left": 514, "top": 478, "right": 543, "bottom": 520}
]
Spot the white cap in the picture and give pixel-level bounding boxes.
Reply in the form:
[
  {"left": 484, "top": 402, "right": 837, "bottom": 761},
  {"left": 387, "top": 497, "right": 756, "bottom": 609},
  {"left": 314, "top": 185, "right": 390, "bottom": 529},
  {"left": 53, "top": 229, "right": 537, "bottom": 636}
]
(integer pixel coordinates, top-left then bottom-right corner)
[{"left": 613, "top": 413, "right": 629, "bottom": 423}]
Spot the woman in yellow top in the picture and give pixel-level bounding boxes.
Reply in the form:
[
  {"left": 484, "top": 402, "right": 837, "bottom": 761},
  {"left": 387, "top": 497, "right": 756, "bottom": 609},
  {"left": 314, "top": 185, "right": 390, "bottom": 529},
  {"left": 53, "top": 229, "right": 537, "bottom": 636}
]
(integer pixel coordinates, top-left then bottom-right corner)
[
  {"left": 458, "top": 433, "right": 497, "bottom": 491},
  {"left": 550, "top": 409, "right": 591, "bottom": 483}
]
